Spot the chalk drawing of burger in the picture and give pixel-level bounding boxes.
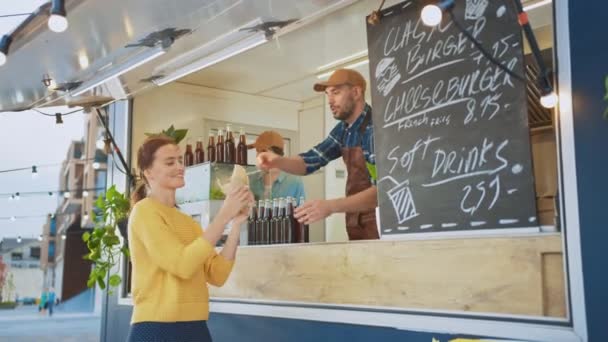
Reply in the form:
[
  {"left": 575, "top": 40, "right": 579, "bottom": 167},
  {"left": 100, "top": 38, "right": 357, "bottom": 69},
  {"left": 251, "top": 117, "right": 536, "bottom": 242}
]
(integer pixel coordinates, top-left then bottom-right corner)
[{"left": 375, "top": 57, "right": 401, "bottom": 97}]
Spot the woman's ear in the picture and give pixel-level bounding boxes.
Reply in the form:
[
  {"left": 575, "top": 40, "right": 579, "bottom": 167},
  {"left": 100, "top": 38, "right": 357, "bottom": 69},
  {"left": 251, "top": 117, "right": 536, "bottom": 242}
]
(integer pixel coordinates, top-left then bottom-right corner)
[{"left": 143, "top": 169, "right": 151, "bottom": 182}]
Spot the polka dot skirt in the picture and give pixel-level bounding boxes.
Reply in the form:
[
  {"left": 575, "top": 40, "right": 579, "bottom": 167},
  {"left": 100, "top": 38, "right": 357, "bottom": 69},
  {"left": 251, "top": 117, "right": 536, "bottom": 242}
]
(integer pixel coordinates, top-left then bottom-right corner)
[{"left": 127, "top": 320, "right": 213, "bottom": 342}]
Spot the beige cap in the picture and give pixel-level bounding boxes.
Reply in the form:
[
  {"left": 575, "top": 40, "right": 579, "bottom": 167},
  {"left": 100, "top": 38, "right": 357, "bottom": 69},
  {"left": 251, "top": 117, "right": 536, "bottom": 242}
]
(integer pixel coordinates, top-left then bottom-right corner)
[
  {"left": 247, "top": 131, "right": 284, "bottom": 153},
  {"left": 313, "top": 68, "right": 367, "bottom": 93}
]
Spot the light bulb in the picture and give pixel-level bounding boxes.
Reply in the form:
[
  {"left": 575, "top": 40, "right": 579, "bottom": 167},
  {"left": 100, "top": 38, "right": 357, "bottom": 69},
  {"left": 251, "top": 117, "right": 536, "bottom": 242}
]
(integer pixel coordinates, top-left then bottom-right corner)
[
  {"left": 10, "top": 216, "right": 16, "bottom": 222},
  {"left": 15, "top": 193, "right": 20, "bottom": 201},
  {"left": 96, "top": 139, "right": 105, "bottom": 149},
  {"left": 38, "top": 234, "right": 43, "bottom": 242},
  {"left": 48, "top": 14, "right": 68, "bottom": 33},
  {"left": 61, "top": 234, "right": 66, "bottom": 240},
  {"left": 82, "top": 190, "right": 89, "bottom": 198},
  {"left": 63, "top": 192, "right": 71, "bottom": 199},
  {"left": 0, "top": 52, "right": 6, "bottom": 66},
  {"left": 84, "top": 211, "right": 89, "bottom": 221},
  {"left": 92, "top": 162, "right": 100, "bottom": 169},
  {"left": 17, "top": 236, "right": 22, "bottom": 243},
  {"left": 421, "top": 5, "right": 443, "bottom": 26},
  {"left": 540, "top": 91, "right": 558, "bottom": 108}
]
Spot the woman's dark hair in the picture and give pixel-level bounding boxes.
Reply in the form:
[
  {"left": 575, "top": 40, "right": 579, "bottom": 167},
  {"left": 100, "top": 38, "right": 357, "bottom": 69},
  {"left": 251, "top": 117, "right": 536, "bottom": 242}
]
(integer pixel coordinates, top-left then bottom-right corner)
[{"left": 131, "top": 135, "right": 176, "bottom": 206}]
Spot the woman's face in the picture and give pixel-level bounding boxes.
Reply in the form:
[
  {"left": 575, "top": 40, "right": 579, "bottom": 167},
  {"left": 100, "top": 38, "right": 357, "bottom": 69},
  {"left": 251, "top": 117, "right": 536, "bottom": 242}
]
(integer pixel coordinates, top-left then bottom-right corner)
[{"left": 144, "top": 144, "right": 185, "bottom": 190}]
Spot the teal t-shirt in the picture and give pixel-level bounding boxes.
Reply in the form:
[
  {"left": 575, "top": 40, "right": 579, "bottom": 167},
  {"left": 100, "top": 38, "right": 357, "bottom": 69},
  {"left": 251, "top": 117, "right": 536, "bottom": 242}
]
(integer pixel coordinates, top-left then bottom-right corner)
[{"left": 250, "top": 171, "right": 306, "bottom": 201}]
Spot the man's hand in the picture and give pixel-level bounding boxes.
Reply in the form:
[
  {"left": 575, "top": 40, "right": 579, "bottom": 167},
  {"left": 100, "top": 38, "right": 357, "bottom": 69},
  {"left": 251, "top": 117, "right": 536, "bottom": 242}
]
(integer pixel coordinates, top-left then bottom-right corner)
[
  {"left": 256, "top": 151, "right": 280, "bottom": 171},
  {"left": 294, "top": 199, "right": 333, "bottom": 225}
]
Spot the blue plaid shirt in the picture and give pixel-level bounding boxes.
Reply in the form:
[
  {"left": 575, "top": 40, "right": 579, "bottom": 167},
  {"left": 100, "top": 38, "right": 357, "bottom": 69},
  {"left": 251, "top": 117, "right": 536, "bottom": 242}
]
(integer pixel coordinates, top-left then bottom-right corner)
[{"left": 299, "top": 103, "right": 376, "bottom": 184}]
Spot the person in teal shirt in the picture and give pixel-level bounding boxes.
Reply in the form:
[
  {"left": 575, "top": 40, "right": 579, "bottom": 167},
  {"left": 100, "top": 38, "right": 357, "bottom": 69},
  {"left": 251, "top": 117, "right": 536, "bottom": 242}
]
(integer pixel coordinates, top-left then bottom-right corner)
[{"left": 248, "top": 131, "right": 306, "bottom": 201}]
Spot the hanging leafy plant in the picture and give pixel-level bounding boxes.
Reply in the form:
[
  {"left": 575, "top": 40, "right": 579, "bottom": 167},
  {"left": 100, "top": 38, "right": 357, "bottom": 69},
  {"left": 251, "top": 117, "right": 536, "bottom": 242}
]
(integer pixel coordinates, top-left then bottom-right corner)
[
  {"left": 145, "top": 125, "right": 188, "bottom": 144},
  {"left": 84, "top": 126, "right": 189, "bottom": 292},
  {"left": 83, "top": 185, "right": 130, "bottom": 292}
]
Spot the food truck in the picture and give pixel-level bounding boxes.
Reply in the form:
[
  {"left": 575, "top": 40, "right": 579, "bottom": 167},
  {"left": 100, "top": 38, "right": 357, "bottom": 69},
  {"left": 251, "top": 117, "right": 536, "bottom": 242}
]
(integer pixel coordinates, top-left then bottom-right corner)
[{"left": 0, "top": 0, "right": 606, "bottom": 341}]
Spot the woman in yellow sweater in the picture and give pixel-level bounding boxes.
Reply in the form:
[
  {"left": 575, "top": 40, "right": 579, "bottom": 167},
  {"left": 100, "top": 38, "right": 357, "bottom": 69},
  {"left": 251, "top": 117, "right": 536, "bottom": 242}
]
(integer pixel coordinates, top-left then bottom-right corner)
[{"left": 126, "top": 135, "right": 253, "bottom": 342}]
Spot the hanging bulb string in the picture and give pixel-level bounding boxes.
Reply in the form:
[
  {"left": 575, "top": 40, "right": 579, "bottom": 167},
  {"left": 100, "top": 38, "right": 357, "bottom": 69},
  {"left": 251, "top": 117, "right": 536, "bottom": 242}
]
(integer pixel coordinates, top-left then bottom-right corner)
[
  {"left": 31, "top": 108, "right": 83, "bottom": 117},
  {"left": 0, "top": 212, "right": 78, "bottom": 221},
  {"left": 0, "top": 13, "right": 32, "bottom": 19},
  {"left": 1, "top": 186, "right": 105, "bottom": 198},
  {"left": 0, "top": 158, "right": 96, "bottom": 174}
]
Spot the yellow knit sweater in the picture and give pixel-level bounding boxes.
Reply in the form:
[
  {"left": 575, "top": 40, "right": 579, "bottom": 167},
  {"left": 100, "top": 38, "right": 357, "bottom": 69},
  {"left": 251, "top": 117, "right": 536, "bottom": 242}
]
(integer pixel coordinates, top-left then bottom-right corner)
[{"left": 127, "top": 197, "right": 234, "bottom": 323}]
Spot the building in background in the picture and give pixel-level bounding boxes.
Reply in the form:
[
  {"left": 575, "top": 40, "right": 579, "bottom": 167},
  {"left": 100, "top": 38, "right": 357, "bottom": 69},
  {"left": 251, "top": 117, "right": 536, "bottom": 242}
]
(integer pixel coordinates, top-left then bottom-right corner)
[
  {"left": 39, "top": 110, "right": 107, "bottom": 309},
  {"left": 0, "top": 237, "right": 43, "bottom": 301}
]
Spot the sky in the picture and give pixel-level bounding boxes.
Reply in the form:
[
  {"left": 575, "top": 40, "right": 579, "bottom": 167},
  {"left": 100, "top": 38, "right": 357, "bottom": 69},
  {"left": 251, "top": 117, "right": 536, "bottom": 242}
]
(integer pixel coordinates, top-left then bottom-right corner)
[{"left": 1, "top": 1, "right": 86, "bottom": 240}]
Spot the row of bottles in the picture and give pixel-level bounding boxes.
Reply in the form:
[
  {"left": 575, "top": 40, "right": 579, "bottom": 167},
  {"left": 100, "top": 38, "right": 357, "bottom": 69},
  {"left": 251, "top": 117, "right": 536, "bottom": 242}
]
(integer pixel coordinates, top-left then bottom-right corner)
[
  {"left": 184, "top": 124, "right": 248, "bottom": 166},
  {"left": 247, "top": 197, "right": 309, "bottom": 245}
]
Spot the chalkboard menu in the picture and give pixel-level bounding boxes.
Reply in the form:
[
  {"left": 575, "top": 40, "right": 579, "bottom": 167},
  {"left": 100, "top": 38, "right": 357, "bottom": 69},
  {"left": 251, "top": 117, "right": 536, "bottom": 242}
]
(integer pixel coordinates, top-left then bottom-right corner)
[{"left": 366, "top": 0, "right": 537, "bottom": 235}]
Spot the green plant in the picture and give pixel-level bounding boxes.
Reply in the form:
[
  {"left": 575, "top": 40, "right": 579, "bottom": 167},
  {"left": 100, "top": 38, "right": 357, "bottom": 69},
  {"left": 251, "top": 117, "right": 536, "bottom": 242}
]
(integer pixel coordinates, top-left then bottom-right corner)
[
  {"left": 83, "top": 185, "right": 130, "bottom": 292},
  {"left": 145, "top": 125, "right": 188, "bottom": 144},
  {"left": 210, "top": 186, "right": 226, "bottom": 200}
]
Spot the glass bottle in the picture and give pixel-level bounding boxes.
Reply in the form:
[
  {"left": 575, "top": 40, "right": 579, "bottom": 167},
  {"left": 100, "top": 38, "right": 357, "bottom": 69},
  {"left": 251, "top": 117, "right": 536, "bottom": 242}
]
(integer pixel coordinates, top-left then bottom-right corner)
[
  {"left": 247, "top": 203, "right": 257, "bottom": 246},
  {"left": 216, "top": 129, "right": 225, "bottom": 163},
  {"left": 300, "top": 196, "right": 309, "bottom": 243},
  {"left": 263, "top": 199, "right": 272, "bottom": 245},
  {"left": 270, "top": 198, "right": 280, "bottom": 244},
  {"left": 224, "top": 124, "right": 236, "bottom": 164},
  {"left": 236, "top": 127, "right": 248, "bottom": 165},
  {"left": 255, "top": 200, "right": 265, "bottom": 245},
  {"left": 283, "top": 197, "right": 294, "bottom": 244},
  {"left": 207, "top": 130, "right": 216, "bottom": 162},
  {"left": 194, "top": 138, "right": 205, "bottom": 164},
  {"left": 184, "top": 138, "right": 194, "bottom": 167}
]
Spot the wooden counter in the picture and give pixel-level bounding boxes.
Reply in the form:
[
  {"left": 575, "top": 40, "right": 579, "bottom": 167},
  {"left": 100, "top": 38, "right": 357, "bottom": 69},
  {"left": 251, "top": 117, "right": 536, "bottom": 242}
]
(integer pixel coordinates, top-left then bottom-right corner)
[{"left": 210, "top": 233, "right": 566, "bottom": 318}]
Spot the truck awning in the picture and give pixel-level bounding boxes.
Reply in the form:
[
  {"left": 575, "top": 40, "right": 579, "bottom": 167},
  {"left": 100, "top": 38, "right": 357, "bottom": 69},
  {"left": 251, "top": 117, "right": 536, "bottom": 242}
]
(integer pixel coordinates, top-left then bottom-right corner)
[{"left": 0, "top": 0, "right": 353, "bottom": 112}]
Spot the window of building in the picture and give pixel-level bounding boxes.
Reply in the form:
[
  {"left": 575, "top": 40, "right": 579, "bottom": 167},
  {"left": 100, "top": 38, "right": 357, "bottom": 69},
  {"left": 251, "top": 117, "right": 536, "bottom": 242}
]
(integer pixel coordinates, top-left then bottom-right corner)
[{"left": 30, "top": 247, "right": 40, "bottom": 259}]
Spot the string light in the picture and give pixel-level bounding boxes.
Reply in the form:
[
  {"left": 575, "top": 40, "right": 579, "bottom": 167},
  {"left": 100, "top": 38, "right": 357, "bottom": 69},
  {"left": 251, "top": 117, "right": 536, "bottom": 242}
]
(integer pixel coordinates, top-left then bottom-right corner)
[
  {"left": 540, "top": 90, "right": 558, "bottom": 108},
  {"left": 96, "top": 139, "right": 105, "bottom": 149},
  {"left": 31, "top": 166, "right": 38, "bottom": 179},
  {"left": 420, "top": 0, "right": 454, "bottom": 27},
  {"left": 0, "top": 35, "right": 11, "bottom": 67},
  {"left": 83, "top": 211, "right": 89, "bottom": 221},
  {"left": 92, "top": 162, "right": 100, "bottom": 170},
  {"left": 61, "top": 234, "right": 66, "bottom": 240},
  {"left": 63, "top": 192, "right": 71, "bottom": 199},
  {"left": 38, "top": 235, "right": 43, "bottom": 242},
  {"left": 0, "top": 187, "right": 104, "bottom": 199},
  {"left": 0, "top": 157, "right": 96, "bottom": 175},
  {"left": 17, "top": 236, "right": 22, "bottom": 243},
  {"left": 48, "top": 0, "right": 68, "bottom": 33},
  {"left": 14, "top": 192, "right": 20, "bottom": 201},
  {"left": 82, "top": 190, "right": 89, "bottom": 198},
  {"left": 421, "top": 5, "right": 443, "bottom": 26},
  {"left": 55, "top": 113, "right": 63, "bottom": 124},
  {"left": 0, "top": 212, "right": 81, "bottom": 221}
]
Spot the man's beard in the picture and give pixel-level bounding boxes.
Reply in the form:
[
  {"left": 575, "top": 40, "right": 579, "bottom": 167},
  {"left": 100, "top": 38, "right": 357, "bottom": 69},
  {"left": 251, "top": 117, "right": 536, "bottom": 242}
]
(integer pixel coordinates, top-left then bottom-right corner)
[{"left": 332, "top": 98, "right": 355, "bottom": 121}]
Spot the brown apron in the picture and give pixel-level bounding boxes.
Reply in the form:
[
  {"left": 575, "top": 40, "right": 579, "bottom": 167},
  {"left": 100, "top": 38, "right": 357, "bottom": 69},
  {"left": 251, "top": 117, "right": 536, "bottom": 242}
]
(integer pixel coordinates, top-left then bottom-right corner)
[{"left": 341, "top": 110, "right": 379, "bottom": 240}]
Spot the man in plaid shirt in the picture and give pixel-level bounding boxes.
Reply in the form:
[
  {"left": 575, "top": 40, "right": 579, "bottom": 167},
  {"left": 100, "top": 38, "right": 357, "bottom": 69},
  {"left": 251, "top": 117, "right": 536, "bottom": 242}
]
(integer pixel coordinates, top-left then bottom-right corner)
[{"left": 257, "top": 69, "right": 379, "bottom": 240}]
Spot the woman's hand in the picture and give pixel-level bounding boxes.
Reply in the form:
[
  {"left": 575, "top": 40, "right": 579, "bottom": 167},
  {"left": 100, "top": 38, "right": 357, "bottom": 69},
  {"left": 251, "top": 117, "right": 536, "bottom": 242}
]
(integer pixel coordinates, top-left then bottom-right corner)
[{"left": 218, "top": 186, "right": 253, "bottom": 222}]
